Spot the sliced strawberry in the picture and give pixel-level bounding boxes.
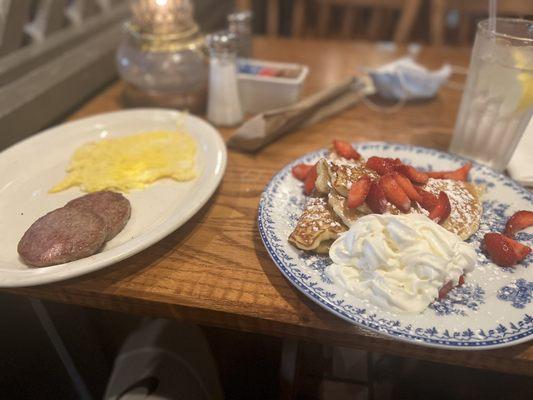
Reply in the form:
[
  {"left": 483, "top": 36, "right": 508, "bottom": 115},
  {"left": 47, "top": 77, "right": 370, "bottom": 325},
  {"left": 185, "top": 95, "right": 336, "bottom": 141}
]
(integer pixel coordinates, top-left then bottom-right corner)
[
  {"left": 396, "top": 164, "right": 429, "bottom": 184},
  {"left": 448, "top": 162, "right": 472, "bottom": 181},
  {"left": 427, "top": 162, "right": 472, "bottom": 181},
  {"left": 333, "top": 140, "right": 361, "bottom": 160},
  {"left": 366, "top": 181, "right": 387, "bottom": 214},
  {"left": 507, "top": 236, "right": 532, "bottom": 261},
  {"left": 347, "top": 175, "right": 372, "bottom": 209},
  {"left": 414, "top": 187, "right": 439, "bottom": 212},
  {"left": 482, "top": 232, "right": 531, "bottom": 268},
  {"left": 504, "top": 210, "right": 533, "bottom": 238},
  {"left": 291, "top": 163, "right": 313, "bottom": 181},
  {"left": 482, "top": 233, "right": 516, "bottom": 267},
  {"left": 366, "top": 156, "right": 402, "bottom": 175},
  {"left": 392, "top": 172, "right": 423, "bottom": 203},
  {"left": 438, "top": 280, "right": 454, "bottom": 299},
  {"left": 366, "top": 157, "right": 390, "bottom": 175},
  {"left": 303, "top": 164, "right": 318, "bottom": 195},
  {"left": 379, "top": 174, "right": 411, "bottom": 212},
  {"left": 439, "top": 275, "right": 466, "bottom": 299},
  {"left": 426, "top": 171, "right": 446, "bottom": 179},
  {"left": 428, "top": 191, "right": 451, "bottom": 224}
]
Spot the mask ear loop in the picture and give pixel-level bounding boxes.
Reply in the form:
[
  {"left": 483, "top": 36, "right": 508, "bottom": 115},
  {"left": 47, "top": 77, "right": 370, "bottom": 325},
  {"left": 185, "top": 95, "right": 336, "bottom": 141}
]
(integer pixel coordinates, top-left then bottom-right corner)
[
  {"left": 361, "top": 95, "right": 406, "bottom": 113},
  {"left": 444, "top": 65, "right": 468, "bottom": 90}
]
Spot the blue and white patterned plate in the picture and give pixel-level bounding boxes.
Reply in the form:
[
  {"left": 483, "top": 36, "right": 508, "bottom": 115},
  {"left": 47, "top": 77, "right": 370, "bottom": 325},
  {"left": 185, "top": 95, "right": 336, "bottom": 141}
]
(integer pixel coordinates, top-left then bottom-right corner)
[{"left": 258, "top": 142, "right": 533, "bottom": 350}]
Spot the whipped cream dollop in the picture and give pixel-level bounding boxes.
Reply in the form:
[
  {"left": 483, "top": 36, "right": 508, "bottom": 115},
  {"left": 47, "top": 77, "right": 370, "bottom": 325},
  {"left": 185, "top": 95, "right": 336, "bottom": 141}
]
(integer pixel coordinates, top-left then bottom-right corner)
[{"left": 328, "top": 214, "right": 477, "bottom": 314}]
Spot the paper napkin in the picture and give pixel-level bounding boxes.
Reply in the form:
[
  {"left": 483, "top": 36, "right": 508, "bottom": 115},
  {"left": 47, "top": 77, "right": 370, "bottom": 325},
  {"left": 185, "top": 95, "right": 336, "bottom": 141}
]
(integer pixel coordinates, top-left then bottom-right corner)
[
  {"left": 227, "top": 77, "right": 373, "bottom": 152},
  {"left": 508, "top": 116, "right": 533, "bottom": 187}
]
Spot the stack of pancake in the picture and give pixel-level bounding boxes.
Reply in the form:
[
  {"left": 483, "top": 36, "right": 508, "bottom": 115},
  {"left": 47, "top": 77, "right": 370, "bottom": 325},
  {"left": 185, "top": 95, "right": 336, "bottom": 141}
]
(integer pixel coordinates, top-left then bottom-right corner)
[{"left": 289, "top": 152, "right": 483, "bottom": 253}]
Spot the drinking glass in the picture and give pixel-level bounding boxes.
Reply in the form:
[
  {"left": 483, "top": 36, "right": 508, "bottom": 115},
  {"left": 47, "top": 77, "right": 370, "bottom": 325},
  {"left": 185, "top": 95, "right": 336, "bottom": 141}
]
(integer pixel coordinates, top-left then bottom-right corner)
[{"left": 449, "top": 18, "right": 533, "bottom": 171}]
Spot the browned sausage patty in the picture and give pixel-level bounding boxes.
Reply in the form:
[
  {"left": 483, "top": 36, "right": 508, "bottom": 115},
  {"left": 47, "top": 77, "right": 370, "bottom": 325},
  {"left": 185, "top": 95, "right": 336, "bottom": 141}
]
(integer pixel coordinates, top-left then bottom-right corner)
[
  {"left": 17, "top": 207, "right": 107, "bottom": 267},
  {"left": 65, "top": 191, "right": 131, "bottom": 241}
]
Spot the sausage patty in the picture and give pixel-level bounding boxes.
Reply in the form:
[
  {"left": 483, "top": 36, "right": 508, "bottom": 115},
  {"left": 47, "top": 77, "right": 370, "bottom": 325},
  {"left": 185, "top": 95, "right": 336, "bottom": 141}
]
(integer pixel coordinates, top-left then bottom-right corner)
[
  {"left": 18, "top": 207, "right": 107, "bottom": 267},
  {"left": 65, "top": 191, "right": 131, "bottom": 241}
]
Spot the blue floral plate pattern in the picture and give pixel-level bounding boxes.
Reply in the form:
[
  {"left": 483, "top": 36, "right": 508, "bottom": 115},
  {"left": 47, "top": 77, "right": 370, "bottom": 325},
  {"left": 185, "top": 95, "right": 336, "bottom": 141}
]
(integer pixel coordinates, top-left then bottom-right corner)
[{"left": 258, "top": 142, "right": 533, "bottom": 350}]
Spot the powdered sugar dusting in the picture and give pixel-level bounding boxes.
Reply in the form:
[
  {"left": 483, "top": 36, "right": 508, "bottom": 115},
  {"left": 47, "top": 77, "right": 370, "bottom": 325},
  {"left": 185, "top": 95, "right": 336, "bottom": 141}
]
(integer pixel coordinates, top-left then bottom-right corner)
[
  {"left": 325, "top": 178, "right": 482, "bottom": 241},
  {"left": 326, "top": 154, "right": 379, "bottom": 194},
  {"left": 289, "top": 197, "right": 346, "bottom": 249},
  {"left": 424, "top": 179, "right": 482, "bottom": 240}
]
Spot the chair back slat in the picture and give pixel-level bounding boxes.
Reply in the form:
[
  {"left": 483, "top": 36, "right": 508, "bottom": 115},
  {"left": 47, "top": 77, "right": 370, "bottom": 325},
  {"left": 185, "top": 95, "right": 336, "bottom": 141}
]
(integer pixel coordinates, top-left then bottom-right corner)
[
  {"left": 266, "top": 0, "right": 280, "bottom": 36},
  {"left": 316, "top": 0, "right": 422, "bottom": 42},
  {"left": 0, "top": 0, "right": 32, "bottom": 56},
  {"left": 237, "top": 0, "right": 421, "bottom": 41},
  {"left": 430, "top": 0, "right": 533, "bottom": 45}
]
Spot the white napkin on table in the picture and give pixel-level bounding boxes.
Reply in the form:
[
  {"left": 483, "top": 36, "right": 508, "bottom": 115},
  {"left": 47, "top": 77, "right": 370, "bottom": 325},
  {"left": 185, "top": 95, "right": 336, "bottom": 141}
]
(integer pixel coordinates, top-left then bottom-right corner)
[
  {"left": 508, "top": 116, "right": 533, "bottom": 187},
  {"left": 227, "top": 77, "right": 372, "bottom": 152}
]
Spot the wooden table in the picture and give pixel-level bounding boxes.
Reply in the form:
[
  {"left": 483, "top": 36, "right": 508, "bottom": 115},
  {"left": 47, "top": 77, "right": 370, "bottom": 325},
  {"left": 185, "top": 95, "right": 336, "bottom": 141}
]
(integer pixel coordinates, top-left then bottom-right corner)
[{"left": 8, "top": 37, "right": 533, "bottom": 376}]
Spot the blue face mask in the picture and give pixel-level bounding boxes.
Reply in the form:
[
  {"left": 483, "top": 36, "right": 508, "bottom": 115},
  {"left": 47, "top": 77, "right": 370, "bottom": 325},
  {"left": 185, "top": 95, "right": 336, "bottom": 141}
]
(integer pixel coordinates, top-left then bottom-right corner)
[{"left": 367, "top": 57, "right": 452, "bottom": 101}]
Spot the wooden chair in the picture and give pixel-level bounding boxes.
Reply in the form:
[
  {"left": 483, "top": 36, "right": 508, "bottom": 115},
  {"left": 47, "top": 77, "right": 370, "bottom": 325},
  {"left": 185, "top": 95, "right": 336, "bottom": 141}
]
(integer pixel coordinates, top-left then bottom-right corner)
[
  {"left": 236, "top": 0, "right": 307, "bottom": 37},
  {"left": 430, "top": 0, "right": 533, "bottom": 45},
  {"left": 315, "top": 0, "right": 422, "bottom": 42},
  {"left": 236, "top": 0, "right": 420, "bottom": 41}
]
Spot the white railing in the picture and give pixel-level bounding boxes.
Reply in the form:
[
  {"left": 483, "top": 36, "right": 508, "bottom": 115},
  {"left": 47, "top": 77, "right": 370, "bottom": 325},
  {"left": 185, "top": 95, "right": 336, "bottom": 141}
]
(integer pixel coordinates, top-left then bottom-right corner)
[
  {"left": 0, "top": 0, "right": 129, "bottom": 149},
  {"left": 1, "top": 0, "right": 127, "bottom": 55}
]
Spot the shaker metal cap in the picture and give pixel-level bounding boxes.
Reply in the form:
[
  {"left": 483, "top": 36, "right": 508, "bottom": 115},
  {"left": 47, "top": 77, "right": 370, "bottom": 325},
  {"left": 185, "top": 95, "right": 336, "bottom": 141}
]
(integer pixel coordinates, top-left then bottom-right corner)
[
  {"left": 227, "top": 10, "right": 253, "bottom": 23},
  {"left": 207, "top": 30, "right": 237, "bottom": 53}
]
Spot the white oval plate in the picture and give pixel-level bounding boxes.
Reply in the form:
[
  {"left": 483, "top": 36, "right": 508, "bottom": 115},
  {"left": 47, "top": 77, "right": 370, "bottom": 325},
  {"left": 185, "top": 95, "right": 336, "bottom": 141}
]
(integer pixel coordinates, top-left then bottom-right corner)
[
  {"left": 0, "top": 109, "right": 226, "bottom": 287},
  {"left": 258, "top": 142, "right": 533, "bottom": 349}
]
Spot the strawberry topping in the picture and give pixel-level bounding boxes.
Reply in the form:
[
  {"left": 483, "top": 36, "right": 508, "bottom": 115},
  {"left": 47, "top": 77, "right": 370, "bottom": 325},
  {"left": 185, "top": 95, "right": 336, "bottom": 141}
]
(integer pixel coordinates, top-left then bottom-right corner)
[
  {"left": 347, "top": 175, "right": 372, "bottom": 209},
  {"left": 303, "top": 164, "right": 318, "bottom": 195},
  {"left": 366, "top": 156, "right": 402, "bottom": 175},
  {"left": 414, "top": 187, "right": 439, "bottom": 212},
  {"left": 438, "top": 280, "right": 454, "bottom": 299},
  {"left": 504, "top": 210, "right": 533, "bottom": 238},
  {"left": 396, "top": 164, "right": 429, "bottom": 184},
  {"left": 482, "top": 232, "right": 531, "bottom": 268},
  {"left": 366, "top": 181, "right": 387, "bottom": 214},
  {"left": 392, "top": 172, "right": 423, "bottom": 203},
  {"left": 439, "top": 275, "right": 466, "bottom": 300},
  {"left": 427, "top": 162, "right": 472, "bottom": 181},
  {"left": 291, "top": 163, "right": 314, "bottom": 181},
  {"left": 428, "top": 191, "right": 451, "bottom": 224},
  {"left": 333, "top": 140, "right": 361, "bottom": 160},
  {"left": 379, "top": 174, "right": 411, "bottom": 213}
]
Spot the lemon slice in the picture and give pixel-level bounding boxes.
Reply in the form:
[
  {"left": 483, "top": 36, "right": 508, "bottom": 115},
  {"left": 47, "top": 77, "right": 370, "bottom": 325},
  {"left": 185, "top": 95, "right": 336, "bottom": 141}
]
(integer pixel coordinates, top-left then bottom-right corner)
[{"left": 514, "top": 50, "right": 533, "bottom": 112}]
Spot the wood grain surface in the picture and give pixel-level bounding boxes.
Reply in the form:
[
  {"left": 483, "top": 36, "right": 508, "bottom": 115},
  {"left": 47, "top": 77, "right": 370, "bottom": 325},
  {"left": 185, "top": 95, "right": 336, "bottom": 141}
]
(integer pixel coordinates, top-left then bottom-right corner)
[{"left": 7, "top": 37, "right": 533, "bottom": 376}]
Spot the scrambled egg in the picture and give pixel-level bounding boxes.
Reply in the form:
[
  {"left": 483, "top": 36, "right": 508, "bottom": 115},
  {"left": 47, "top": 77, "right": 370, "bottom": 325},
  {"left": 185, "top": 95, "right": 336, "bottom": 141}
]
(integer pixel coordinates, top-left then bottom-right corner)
[{"left": 51, "top": 130, "right": 197, "bottom": 193}]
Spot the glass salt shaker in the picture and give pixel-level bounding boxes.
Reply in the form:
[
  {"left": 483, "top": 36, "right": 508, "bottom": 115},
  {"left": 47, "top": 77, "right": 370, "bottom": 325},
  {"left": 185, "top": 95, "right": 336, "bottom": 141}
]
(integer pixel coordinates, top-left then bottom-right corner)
[
  {"left": 228, "top": 10, "right": 253, "bottom": 58},
  {"left": 207, "top": 31, "right": 244, "bottom": 127}
]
